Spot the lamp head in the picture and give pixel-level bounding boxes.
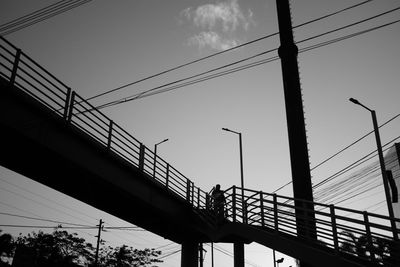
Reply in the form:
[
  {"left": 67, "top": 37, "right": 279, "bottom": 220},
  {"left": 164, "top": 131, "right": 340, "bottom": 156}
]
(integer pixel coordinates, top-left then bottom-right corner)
[
  {"left": 276, "top": 258, "right": 284, "bottom": 263},
  {"left": 349, "top": 98, "right": 360, "bottom": 105}
]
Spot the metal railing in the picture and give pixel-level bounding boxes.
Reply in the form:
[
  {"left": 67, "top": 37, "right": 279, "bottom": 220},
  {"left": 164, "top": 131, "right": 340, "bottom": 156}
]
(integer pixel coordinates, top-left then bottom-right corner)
[
  {"left": 0, "top": 36, "right": 209, "bottom": 211},
  {"left": 224, "top": 186, "right": 400, "bottom": 266}
]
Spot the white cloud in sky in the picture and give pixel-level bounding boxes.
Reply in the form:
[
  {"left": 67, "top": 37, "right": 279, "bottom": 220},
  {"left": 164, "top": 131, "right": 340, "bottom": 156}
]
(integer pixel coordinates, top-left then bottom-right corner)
[
  {"left": 189, "top": 31, "right": 239, "bottom": 51},
  {"left": 182, "top": 0, "right": 254, "bottom": 51}
]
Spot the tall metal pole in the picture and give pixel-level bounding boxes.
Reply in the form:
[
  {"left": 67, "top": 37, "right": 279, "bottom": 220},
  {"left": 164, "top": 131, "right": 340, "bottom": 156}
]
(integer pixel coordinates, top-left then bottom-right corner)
[
  {"left": 239, "top": 132, "right": 244, "bottom": 208},
  {"left": 349, "top": 98, "right": 397, "bottom": 239},
  {"left": 94, "top": 219, "right": 103, "bottom": 266},
  {"left": 371, "top": 110, "right": 396, "bottom": 228},
  {"left": 275, "top": 0, "right": 317, "bottom": 248},
  {"left": 211, "top": 242, "right": 214, "bottom": 267},
  {"left": 199, "top": 243, "right": 204, "bottom": 267},
  {"left": 222, "top": 128, "right": 245, "bottom": 267},
  {"left": 273, "top": 249, "right": 277, "bottom": 267}
]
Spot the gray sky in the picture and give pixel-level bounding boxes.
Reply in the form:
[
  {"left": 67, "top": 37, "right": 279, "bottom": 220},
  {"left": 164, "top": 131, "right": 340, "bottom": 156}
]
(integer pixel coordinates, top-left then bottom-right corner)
[{"left": 1, "top": 0, "right": 400, "bottom": 266}]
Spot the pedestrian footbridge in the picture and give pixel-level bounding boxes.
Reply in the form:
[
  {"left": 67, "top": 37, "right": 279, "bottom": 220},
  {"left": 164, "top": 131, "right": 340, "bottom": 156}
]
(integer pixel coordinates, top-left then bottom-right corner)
[{"left": 0, "top": 36, "right": 399, "bottom": 266}]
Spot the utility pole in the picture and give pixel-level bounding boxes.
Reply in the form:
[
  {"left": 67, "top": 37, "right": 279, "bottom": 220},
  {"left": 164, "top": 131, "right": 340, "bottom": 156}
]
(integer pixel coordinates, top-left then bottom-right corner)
[
  {"left": 211, "top": 243, "right": 214, "bottom": 267},
  {"left": 94, "top": 219, "right": 104, "bottom": 266},
  {"left": 199, "top": 243, "right": 206, "bottom": 267},
  {"left": 275, "top": 1, "right": 317, "bottom": 266}
]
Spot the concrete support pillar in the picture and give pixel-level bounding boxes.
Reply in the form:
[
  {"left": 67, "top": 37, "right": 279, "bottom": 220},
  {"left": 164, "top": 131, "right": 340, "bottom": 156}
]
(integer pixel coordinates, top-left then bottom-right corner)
[
  {"left": 234, "top": 242, "right": 245, "bottom": 267},
  {"left": 181, "top": 240, "right": 198, "bottom": 267}
]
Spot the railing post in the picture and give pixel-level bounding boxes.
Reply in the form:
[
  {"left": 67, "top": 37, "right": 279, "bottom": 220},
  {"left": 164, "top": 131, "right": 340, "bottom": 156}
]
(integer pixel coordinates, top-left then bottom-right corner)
[
  {"left": 386, "top": 170, "right": 399, "bottom": 240},
  {"left": 363, "top": 211, "right": 375, "bottom": 262},
  {"left": 232, "top": 186, "right": 236, "bottom": 222},
  {"left": 260, "top": 191, "right": 265, "bottom": 228},
  {"left": 139, "top": 144, "right": 145, "bottom": 171},
  {"left": 273, "top": 194, "right": 279, "bottom": 232},
  {"left": 243, "top": 201, "right": 247, "bottom": 224},
  {"left": 190, "top": 182, "right": 195, "bottom": 205},
  {"left": 67, "top": 91, "right": 75, "bottom": 123},
  {"left": 63, "top": 87, "right": 72, "bottom": 120},
  {"left": 330, "top": 205, "right": 339, "bottom": 253},
  {"left": 10, "top": 48, "right": 22, "bottom": 85},
  {"left": 186, "top": 179, "right": 191, "bottom": 203},
  {"left": 197, "top": 187, "right": 200, "bottom": 208},
  {"left": 107, "top": 120, "right": 114, "bottom": 150},
  {"left": 165, "top": 163, "right": 170, "bottom": 189}
]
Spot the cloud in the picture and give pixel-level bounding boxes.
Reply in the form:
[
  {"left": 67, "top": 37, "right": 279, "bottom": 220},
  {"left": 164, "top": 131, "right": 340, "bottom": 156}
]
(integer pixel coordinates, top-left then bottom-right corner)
[
  {"left": 182, "top": 0, "right": 254, "bottom": 51},
  {"left": 189, "top": 31, "right": 238, "bottom": 51}
]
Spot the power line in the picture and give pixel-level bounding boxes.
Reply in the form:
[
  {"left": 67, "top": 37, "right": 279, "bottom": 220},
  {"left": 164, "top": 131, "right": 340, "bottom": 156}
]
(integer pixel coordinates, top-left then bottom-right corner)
[
  {"left": 0, "top": 0, "right": 93, "bottom": 36},
  {"left": 273, "top": 112, "right": 400, "bottom": 193},
  {"left": 0, "top": 173, "right": 157, "bottom": 248},
  {"left": 314, "top": 145, "right": 399, "bottom": 205},
  {"left": 0, "top": 224, "right": 97, "bottom": 229},
  {"left": 0, "top": 211, "right": 92, "bottom": 227},
  {"left": 85, "top": 0, "right": 375, "bottom": 103},
  {"left": 94, "top": 16, "right": 400, "bottom": 111},
  {"left": 312, "top": 136, "right": 400, "bottom": 190}
]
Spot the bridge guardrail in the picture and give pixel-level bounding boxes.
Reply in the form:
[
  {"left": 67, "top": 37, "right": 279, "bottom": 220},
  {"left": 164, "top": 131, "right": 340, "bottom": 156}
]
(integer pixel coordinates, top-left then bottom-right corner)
[
  {"left": 225, "top": 186, "right": 400, "bottom": 266},
  {"left": 0, "top": 36, "right": 209, "bottom": 212}
]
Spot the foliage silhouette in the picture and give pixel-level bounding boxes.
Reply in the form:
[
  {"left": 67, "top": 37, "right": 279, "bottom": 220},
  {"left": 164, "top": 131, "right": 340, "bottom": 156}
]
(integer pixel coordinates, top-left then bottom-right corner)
[
  {"left": 0, "top": 228, "right": 163, "bottom": 267},
  {"left": 339, "top": 231, "right": 398, "bottom": 266}
]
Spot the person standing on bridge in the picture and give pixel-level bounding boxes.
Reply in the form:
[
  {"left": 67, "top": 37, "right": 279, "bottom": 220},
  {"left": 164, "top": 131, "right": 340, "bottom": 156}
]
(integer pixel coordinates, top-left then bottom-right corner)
[{"left": 210, "top": 184, "right": 225, "bottom": 223}]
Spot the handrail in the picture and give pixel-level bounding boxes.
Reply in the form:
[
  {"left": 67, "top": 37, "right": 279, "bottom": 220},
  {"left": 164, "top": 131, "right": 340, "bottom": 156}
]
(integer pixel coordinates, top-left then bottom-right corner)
[
  {"left": 0, "top": 36, "right": 209, "bottom": 212},
  {"left": 223, "top": 186, "right": 400, "bottom": 266}
]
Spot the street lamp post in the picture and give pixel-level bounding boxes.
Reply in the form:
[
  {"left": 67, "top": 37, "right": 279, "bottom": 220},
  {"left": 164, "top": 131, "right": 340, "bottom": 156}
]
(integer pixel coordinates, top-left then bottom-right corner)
[
  {"left": 222, "top": 127, "right": 245, "bottom": 267},
  {"left": 273, "top": 249, "right": 276, "bottom": 267},
  {"left": 153, "top": 138, "right": 169, "bottom": 178},
  {"left": 349, "top": 98, "right": 397, "bottom": 239},
  {"left": 222, "top": 128, "right": 244, "bottom": 208}
]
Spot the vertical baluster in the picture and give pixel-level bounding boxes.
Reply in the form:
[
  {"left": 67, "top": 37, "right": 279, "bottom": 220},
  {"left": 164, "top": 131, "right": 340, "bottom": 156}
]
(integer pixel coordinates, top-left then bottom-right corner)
[
  {"left": 260, "top": 191, "right": 265, "bottom": 228},
  {"left": 10, "top": 49, "right": 21, "bottom": 85},
  {"left": 232, "top": 186, "right": 236, "bottom": 222},
  {"left": 186, "top": 179, "right": 191, "bottom": 203},
  {"left": 138, "top": 144, "right": 145, "bottom": 171},
  {"left": 63, "top": 87, "right": 71, "bottom": 120},
  {"left": 330, "top": 205, "right": 339, "bottom": 253},
  {"left": 165, "top": 164, "right": 170, "bottom": 189},
  {"left": 107, "top": 120, "right": 114, "bottom": 150},
  {"left": 206, "top": 194, "right": 210, "bottom": 210},
  {"left": 67, "top": 91, "right": 75, "bottom": 123},
  {"left": 191, "top": 182, "right": 194, "bottom": 204},
  {"left": 197, "top": 187, "right": 200, "bottom": 208},
  {"left": 363, "top": 211, "right": 375, "bottom": 262},
  {"left": 274, "top": 194, "right": 279, "bottom": 232}
]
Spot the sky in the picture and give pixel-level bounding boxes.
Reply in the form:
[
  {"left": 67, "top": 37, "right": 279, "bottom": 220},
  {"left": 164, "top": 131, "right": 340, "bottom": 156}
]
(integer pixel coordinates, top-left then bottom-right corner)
[{"left": 0, "top": 0, "right": 400, "bottom": 266}]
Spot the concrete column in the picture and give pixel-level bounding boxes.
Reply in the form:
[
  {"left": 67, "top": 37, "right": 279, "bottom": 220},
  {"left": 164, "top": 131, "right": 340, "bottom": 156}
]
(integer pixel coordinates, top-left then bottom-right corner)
[
  {"left": 234, "top": 242, "right": 245, "bottom": 267},
  {"left": 181, "top": 240, "right": 198, "bottom": 267}
]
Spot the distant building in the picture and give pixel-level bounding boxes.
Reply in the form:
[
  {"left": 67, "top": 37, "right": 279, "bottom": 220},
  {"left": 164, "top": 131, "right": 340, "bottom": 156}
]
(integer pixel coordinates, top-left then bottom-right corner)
[{"left": 384, "top": 143, "right": 400, "bottom": 233}]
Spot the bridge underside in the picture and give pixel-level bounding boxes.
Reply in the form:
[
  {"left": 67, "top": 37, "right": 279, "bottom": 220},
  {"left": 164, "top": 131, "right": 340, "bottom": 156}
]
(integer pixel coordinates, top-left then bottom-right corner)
[{"left": 0, "top": 79, "right": 213, "bottom": 244}]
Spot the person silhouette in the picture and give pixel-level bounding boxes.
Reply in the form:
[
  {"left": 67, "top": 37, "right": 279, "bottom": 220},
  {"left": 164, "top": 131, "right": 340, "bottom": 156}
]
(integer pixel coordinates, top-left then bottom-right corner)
[{"left": 210, "top": 184, "right": 225, "bottom": 223}]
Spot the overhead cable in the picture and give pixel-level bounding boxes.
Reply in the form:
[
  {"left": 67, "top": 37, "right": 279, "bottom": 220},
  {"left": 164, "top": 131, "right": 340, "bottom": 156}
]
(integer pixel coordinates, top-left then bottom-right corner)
[
  {"left": 95, "top": 17, "right": 400, "bottom": 110},
  {"left": 0, "top": 211, "right": 93, "bottom": 227},
  {"left": 85, "top": 0, "right": 375, "bottom": 103},
  {"left": 0, "top": 0, "right": 93, "bottom": 36}
]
